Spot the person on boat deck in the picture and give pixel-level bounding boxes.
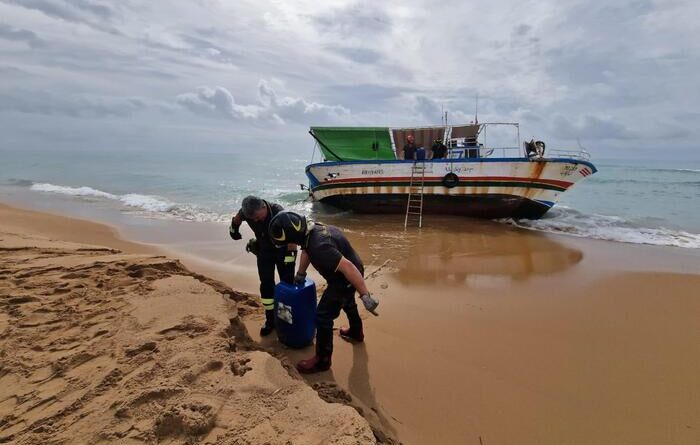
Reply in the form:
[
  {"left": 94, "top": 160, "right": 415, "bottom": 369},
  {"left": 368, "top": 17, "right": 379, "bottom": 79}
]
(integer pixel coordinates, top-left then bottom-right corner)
[
  {"left": 229, "top": 196, "right": 297, "bottom": 336},
  {"left": 269, "top": 211, "right": 379, "bottom": 374},
  {"left": 431, "top": 138, "right": 447, "bottom": 159},
  {"left": 403, "top": 134, "right": 417, "bottom": 160}
]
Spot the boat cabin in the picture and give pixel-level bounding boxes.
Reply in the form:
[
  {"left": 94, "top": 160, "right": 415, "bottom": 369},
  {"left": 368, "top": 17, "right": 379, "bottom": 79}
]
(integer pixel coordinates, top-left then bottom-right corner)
[{"left": 309, "top": 123, "right": 520, "bottom": 162}]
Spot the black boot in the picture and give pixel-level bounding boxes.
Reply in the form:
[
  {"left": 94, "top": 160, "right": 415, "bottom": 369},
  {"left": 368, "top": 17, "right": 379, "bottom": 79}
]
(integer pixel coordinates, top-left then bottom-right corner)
[{"left": 260, "top": 309, "right": 275, "bottom": 337}]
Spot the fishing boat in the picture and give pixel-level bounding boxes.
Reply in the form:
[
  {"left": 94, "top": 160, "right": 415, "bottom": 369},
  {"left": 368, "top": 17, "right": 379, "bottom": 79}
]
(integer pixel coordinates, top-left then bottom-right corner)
[{"left": 304, "top": 123, "right": 596, "bottom": 224}]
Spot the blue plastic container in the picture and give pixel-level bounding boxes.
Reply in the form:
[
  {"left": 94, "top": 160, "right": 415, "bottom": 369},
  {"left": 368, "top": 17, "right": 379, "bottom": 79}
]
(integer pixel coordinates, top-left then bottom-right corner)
[{"left": 274, "top": 279, "right": 317, "bottom": 348}]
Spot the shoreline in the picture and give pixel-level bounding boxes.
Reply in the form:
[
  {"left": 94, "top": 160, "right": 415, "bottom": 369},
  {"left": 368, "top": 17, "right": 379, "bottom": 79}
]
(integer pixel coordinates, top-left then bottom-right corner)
[
  {"left": 2, "top": 199, "right": 699, "bottom": 444},
  {"left": 2, "top": 185, "right": 699, "bottom": 276},
  {"left": 3, "top": 180, "right": 700, "bottom": 251}
]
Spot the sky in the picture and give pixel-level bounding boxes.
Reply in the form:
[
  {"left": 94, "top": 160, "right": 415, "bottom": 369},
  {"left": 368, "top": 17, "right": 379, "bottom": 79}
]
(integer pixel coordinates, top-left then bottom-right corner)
[{"left": 1, "top": 0, "right": 699, "bottom": 159}]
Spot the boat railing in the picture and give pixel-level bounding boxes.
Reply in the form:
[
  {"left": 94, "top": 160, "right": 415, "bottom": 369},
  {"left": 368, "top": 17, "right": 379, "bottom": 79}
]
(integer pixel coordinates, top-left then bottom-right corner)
[
  {"left": 448, "top": 145, "right": 591, "bottom": 160},
  {"left": 447, "top": 145, "right": 521, "bottom": 158},
  {"left": 486, "top": 145, "right": 521, "bottom": 158},
  {"left": 545, "top": 148, "right": 591, "bottom": 160}
]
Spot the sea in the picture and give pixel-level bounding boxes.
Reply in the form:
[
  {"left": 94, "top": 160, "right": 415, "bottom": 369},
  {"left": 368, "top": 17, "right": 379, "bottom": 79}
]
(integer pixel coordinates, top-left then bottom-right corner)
[{"left": 1, "top": 147, "right": 699, "bottom": 249}]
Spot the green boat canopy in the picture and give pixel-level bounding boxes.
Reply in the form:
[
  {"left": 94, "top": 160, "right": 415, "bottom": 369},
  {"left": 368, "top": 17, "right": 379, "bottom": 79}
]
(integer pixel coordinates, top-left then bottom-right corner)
[
  {"left": 310, "top": 127, "right": 396, "bottom": 161},
  {"left": 310, "top": 124, "right": 482, "bottom": 161}
]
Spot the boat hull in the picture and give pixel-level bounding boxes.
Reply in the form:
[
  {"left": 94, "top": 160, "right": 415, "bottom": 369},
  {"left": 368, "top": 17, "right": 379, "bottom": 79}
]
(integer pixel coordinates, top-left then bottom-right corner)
[
  {"left": 306, "top": 158, "right": 596, "bottom": 219},
  {"left": 318, "top": 193, "right": 550, "bottom": 219}
]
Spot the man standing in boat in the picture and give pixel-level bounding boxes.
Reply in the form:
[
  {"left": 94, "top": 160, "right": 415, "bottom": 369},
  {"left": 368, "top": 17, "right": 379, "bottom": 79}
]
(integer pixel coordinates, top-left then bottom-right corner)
[
  {"left": 229, "top": 196, "right": 297, "bottom": 336},
  {"left": 403, "top": 134, "right": 417, "bottom": 160},
  {"left": 431, "top": 138, "right": 447, "bottom": 159},
  {"left": 268, "top": 211, "right": 379, "bottom": 374}
]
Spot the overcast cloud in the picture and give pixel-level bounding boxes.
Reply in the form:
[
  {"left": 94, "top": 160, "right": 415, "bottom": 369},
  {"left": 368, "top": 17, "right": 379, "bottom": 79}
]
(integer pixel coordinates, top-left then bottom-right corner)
[{"left": 1, "top": 0, "right": 698, "bottom": 157}]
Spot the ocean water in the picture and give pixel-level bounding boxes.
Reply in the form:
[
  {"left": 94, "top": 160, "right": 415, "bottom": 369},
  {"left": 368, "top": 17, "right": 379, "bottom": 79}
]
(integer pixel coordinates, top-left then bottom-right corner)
[
  {"left": 1, "top": 148, "right": 699, "bottom": 248},
  {"left": 506, "top": 159, "right": 700, "bottom": 248}
]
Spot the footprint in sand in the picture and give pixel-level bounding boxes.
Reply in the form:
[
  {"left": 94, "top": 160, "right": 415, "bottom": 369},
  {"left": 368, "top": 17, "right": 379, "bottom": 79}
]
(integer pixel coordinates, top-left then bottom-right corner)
[
  {"left": 6, "top": 296, "right": 39, "bottom": 305},
  {"left": 182, "top": 360, "right": 224, "bottom": 384},
  {"left": 124, "top": 342, "right": 158, "bottom": 357},
  {"left": 157, "top": 318, "right": 210, "bottom": 339},
  {"left": 123, "top": 387, "right": 185, "bottom": 410},
  {"left": 154, "top": 402, "right": 217, "bottom": 438},
  {"left": 230, "top": 357, "right": 252, "bottom": 377}
]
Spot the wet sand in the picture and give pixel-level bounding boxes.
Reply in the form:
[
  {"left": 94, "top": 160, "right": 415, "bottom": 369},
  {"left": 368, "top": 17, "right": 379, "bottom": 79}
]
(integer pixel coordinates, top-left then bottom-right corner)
[
  {"left": 250, "top": 216, "right": 700, "bottom": 445},
  {"left": 2, "top": 198, "right": 699, "bottom": 444}
]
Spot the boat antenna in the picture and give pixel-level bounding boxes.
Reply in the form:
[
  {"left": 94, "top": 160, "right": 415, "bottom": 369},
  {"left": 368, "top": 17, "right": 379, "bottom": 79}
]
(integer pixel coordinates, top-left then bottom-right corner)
[
  {"left": 576, "top": 137, "right": 587, "bottom": 151},
  {"left": 576, "top": 137, "right": 591, "bottom": 157},
  {"left": 474, "top": 93, "right": 479, "bottom": 125}
]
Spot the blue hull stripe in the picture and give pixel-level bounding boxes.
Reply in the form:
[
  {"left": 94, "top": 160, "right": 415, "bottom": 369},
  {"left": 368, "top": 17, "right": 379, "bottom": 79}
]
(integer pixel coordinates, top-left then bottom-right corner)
[
  {"left": 534, "top": 199, "right": 555, "bottom": 207},
  {"left": 306, "top": 157, "right": 598, "bottom": 174}
]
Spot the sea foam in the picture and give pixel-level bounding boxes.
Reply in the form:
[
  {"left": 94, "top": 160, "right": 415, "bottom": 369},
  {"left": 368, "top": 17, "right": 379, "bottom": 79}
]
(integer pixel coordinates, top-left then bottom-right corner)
[
  {"left": 31, "top": 183, "right": 117, "bottom": 199},
  {"left": 30, "top": 182, "right": 224, "bottom": 222},
  {"left": 502, "top": 206, "right": 700, "bottom": 249}
]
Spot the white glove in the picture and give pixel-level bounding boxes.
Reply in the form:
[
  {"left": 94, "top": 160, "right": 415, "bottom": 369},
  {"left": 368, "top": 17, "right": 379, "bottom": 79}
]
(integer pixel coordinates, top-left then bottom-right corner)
[{"left": 360, "top": 293, "right": 379, "bottom": 316}]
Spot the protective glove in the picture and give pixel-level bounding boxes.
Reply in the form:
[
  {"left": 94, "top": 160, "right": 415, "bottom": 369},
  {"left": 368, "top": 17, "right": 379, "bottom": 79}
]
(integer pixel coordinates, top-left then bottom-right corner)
[
  {"left": 294, "top": 271, "right": 307, "bottom": 285},
  {"left": 360, "top": 293, "right": 379, "bottom": 316},
  {"left": 229, "top": 222, "right": 242, "bottom": 240},
  {"left": 245, "top": 238, "right": 259, "bottom": 256}
]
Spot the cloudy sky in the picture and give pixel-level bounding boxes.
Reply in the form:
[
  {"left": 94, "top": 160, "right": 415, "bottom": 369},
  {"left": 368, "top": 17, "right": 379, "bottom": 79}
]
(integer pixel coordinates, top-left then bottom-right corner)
[{"left": 1, "top": 0, "right": 698, "bottom": 158}]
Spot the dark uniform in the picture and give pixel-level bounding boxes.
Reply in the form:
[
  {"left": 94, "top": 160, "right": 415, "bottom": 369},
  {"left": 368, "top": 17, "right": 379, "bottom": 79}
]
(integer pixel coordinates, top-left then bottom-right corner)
[
  {"left": 431, "top": 141, "right": 447, "bottom": 159},
  {"left": 234, "top": 201, "right": 296, "bottom": 312},
  {"left": 303, "top": 223, "right": 364, "bottom": 359},
  {"left": 403, "top": 141, "right": 417, "bottom": 160}
]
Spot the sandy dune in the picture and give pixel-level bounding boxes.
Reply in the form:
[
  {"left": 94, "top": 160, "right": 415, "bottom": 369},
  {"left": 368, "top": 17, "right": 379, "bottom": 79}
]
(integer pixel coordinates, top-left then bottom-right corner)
[{"left": 0, "top": 224, "right": 377, "bottom": 444}]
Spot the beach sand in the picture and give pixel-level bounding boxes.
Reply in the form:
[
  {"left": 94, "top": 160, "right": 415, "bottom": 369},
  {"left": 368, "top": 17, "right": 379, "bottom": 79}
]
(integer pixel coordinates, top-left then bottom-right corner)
[
  {"left": 0, "top": 204, "right": 379, "bottom": 444},
  {"left": 1, "top": 202, "right": 699, "bottom": 445}
]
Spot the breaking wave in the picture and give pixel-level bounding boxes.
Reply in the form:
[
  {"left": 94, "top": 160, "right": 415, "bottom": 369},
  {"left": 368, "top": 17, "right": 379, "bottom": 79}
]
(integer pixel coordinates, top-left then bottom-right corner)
[
  {"left": 597, "top": 164, "right": 700, "bottom": 175},
  {"left": 501, "top": 206, "right": 700, "bottom": 249},
  {"left": 31, "top": 183, "right": 118, "bottom": 199},
  {"left": 29, "top": 182, "right": 226, "bottom": 222},
  {"left": 590, "top": 178, "right": 700, "bottom": 186},
  {"left": 644, "top": 168, "right": 700, "bottom": 174}
]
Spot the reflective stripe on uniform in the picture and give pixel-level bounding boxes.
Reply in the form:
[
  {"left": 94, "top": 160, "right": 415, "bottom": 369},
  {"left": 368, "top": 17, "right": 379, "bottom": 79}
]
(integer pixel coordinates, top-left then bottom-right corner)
[
  {"left": 284, "top": 255, "right": 295, "bottom": 263},
  {"left": 261, "top": 297, "right": 274, "bottom": 310}
]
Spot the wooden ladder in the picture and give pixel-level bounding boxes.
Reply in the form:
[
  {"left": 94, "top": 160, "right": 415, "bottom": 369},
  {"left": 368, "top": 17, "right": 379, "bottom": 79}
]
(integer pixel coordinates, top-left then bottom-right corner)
[{"left": 404, "top": 161, "right": 426, "bottom": 228}]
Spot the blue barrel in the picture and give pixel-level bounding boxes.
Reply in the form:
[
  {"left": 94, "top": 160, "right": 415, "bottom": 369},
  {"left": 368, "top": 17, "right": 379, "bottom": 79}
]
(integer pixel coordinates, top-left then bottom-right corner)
[{"left": 274, "top": 279, "right": 317, "bottom": 348}]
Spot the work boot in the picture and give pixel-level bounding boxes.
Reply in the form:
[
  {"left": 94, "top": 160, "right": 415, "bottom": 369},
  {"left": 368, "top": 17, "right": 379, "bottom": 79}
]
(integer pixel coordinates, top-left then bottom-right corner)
[
  {"left": 260, "top": 310, "right": 275, "bottom": 337},
  {"left": 296, "top": 355, "right": 332, "bottom": 374},
  {"left": 339, "top": 326, "right": 364, "bottom": 343}
]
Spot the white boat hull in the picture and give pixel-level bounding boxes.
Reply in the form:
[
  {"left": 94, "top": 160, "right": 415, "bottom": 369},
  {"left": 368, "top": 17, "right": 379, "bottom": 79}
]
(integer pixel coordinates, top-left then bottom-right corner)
[{"left": 305, "top": 158, "right": 596, "bottom": 219}]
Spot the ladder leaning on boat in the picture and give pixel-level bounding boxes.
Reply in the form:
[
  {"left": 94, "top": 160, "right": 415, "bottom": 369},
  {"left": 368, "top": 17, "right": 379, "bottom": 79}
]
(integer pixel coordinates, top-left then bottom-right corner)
[{"left": 404, "top": 161, "right": 427, "bottom": 229}]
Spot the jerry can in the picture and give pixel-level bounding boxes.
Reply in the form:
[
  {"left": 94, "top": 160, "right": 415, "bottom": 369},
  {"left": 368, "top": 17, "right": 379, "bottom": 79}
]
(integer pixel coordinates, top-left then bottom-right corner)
[{"left": 274, "top": 278, "right": 316, "bottom": 348}]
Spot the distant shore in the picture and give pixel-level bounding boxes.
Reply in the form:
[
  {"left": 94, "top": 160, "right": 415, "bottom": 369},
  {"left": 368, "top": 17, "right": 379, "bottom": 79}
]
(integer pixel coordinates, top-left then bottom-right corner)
[{"left": 1, "top": 198, "right": 699, "bottom": 444}]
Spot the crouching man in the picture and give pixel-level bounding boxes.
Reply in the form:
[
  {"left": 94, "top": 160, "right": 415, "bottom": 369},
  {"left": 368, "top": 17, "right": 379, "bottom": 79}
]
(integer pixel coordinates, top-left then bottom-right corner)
[{"left": 268, "top": 211, "right": 378, "bottom": 374}]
